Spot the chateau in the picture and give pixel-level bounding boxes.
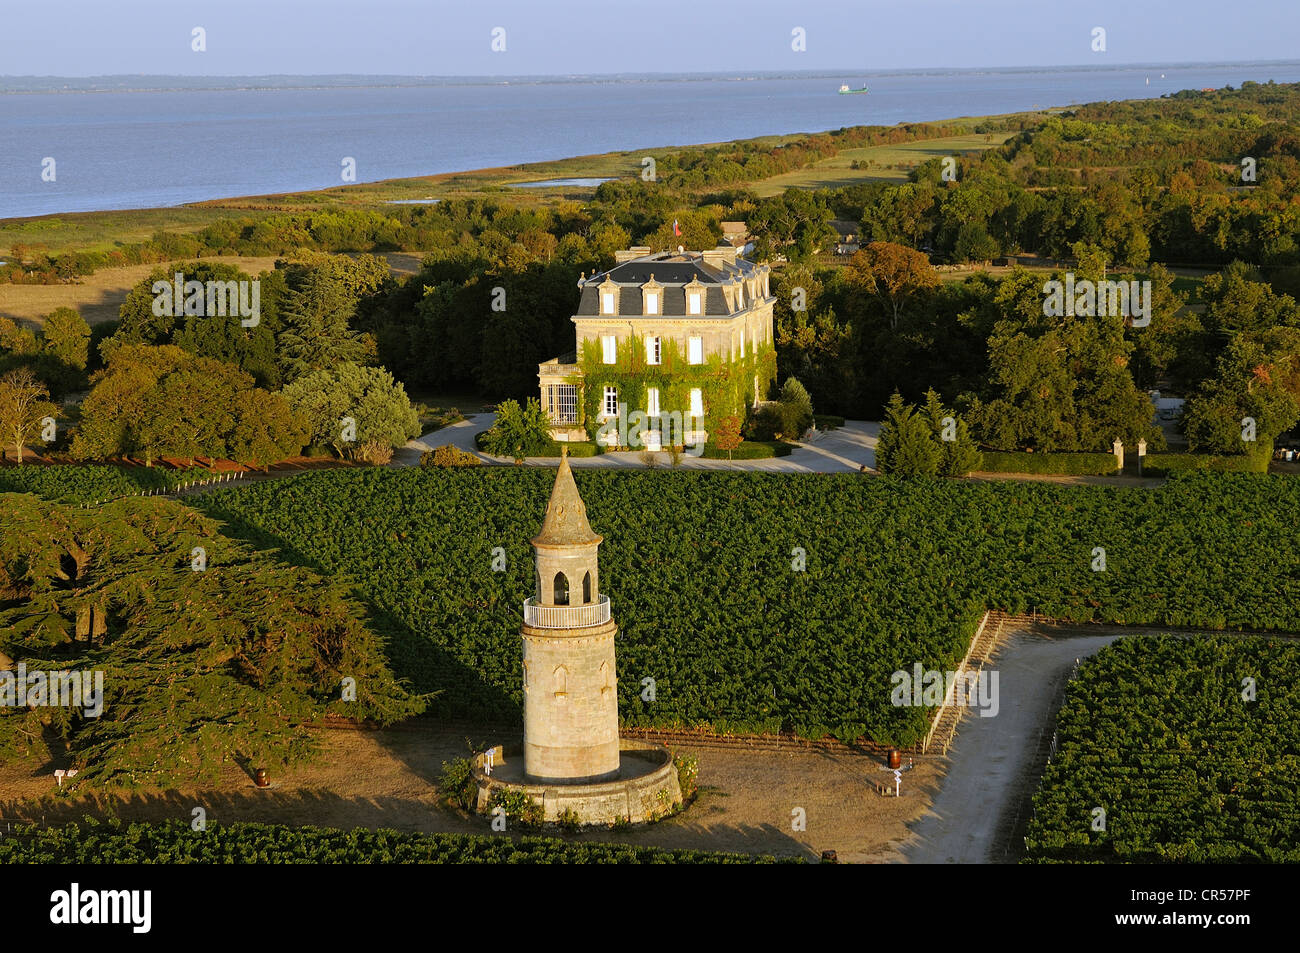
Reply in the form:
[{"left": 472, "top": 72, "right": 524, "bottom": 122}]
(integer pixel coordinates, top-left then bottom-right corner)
[{"left": 538, "top": 245, "right": 777, "bottom": 448}]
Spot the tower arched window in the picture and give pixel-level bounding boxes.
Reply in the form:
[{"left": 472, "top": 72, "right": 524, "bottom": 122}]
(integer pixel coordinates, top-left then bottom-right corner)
[
  {"left": 583, "top": 571, "right": 592, "bottom": 604},
  {"left": 553, "top": 665, "right": 568, "bottom": 697},
  {"left": 553, "top": 572, "right": 569, "bottom": 605}
]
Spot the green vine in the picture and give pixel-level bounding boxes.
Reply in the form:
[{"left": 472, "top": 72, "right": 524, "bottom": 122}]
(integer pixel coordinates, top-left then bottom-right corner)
[{"left": 572, "top": 334, "right": 776, "bottom": 443}]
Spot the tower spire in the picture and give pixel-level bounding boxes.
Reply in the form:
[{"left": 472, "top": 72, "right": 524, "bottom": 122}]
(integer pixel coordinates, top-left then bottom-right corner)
[{"left": 531, "top": 448, "right": 602, "bottom": 547}]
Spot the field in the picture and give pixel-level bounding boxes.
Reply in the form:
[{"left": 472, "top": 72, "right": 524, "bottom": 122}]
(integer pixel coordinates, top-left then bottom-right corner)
[
  {"left": 0, "top": 255, "right": 282, "bottom": 327},
  {"left": 0, "top": 252, "right": 424, "bottom": 327},
  {"left": 186, "top": 467, "right": 1300, "bottom": 745},
  {"left": 751, "top": 131, "right": 1017, "bottom": 196},
  {"left": 1024, "top": 636, "right": 1300, "bottom": 863},
  {"left": 0, "top": 818, "right": 793, "bottom": 864}
]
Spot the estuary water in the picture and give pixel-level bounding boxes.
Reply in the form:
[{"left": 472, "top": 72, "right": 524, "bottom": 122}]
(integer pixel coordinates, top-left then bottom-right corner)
[{"left": 3, "top": 61, "right": 1300, "bottom": 219}]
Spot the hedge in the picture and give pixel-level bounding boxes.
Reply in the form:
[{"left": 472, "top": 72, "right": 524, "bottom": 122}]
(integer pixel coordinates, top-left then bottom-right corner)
[
  {"left": 1141, "top": 449, "right": 1271, "bottom": 476},
  {"left": 977, "top": 452, "right": 1118, "bottom": 476},
  {"left": 472, "top": 432, "right": 599, "bottom": 457},
  {"left": 813, "top": 414, "right": 846, "bottom": 431},
  {"left": 699, "top": 440, "right": 796, "bottom": 460},
  {"left": 541, "top": 440, "right": 599, "bottom": 457}
]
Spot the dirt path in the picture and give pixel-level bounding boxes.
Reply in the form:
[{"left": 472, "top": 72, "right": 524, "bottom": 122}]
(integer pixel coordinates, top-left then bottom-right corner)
[{"left": 0, "top": 725, "right": 942, "bottom": 862}]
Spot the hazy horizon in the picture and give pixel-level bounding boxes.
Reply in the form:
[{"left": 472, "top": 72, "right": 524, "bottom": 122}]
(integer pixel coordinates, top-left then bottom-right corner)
[{"left": 4, "top": 0, "right": 1298, "bottom": 77}]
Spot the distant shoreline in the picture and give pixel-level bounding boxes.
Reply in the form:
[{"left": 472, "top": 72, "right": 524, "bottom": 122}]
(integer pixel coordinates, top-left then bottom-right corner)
[{"left": 4, "top": 59, "right": 1299, "bottom": 94}]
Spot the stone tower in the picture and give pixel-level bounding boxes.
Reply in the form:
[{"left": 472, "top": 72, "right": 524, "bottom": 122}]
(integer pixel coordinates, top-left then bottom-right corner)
[{"left": 521, "top": 450, "right": 620, "bottom": 783}]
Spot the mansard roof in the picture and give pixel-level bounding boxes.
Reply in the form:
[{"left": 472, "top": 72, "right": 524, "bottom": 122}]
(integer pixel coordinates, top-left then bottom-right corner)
[{"left": 577, "top": 250, "right": 768, "bottom": 318}]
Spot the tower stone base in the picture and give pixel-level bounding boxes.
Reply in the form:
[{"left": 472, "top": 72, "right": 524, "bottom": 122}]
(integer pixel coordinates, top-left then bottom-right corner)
[{"left": 472, "top": 739, "right": 683, "bottom": 826}]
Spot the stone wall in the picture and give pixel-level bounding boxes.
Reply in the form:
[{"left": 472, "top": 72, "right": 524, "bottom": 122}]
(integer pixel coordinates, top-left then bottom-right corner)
[{"left": 473, "top": 741, "right": 683, "bottom": 826}]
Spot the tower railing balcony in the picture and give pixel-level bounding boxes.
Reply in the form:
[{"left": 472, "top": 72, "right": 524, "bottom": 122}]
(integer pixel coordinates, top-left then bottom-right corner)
[{"left": 523, "top": 595, "right": 611, "bottom": 629}]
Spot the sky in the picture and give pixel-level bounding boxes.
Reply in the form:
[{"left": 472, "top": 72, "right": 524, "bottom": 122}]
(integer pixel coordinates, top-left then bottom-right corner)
[{"left": 1, "top": 0, "right": 1297, "bottom": 77}]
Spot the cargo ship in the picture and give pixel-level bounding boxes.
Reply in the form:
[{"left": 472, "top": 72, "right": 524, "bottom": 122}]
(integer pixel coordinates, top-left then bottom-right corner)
[{"left": 838, "top": 84, "right": 869, "bottom": 94}]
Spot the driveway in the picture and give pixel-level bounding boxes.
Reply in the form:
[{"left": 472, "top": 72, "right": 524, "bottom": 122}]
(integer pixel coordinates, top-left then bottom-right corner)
[
  {"left": 900, "top": 623, "right": 1123, "bottom": 864},
  {"left": 397, "top": 416, "right": 880, "bottom": 473}
]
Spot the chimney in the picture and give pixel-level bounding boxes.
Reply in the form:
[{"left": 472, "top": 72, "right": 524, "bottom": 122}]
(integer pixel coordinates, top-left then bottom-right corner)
[
  {"left": 615, "top": 246, "right": 653, "bottom": 263},
  {"left": 701, "top": 245, "right": 740, "bottom": 267}
]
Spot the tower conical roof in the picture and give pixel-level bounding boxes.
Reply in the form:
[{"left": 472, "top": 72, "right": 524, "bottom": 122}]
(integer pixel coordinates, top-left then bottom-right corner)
[{"left": 531, "top": 449, "right": 602, "bottom": 547}]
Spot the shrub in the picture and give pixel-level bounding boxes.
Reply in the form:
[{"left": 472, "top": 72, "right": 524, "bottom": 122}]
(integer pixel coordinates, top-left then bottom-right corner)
[
  {"left": 744, "top": 403, "right": 783, "bottom": 441},
  {"left": 539, "top": 440, "right": 598, "bottom": 457},
  {"left": 439, "top": 758, "right": 478, "bottom": 811},
  {"left": 1141, "top": 448, "right": 1271, "bottom": 476},
  {"left": 0, "top": 819, "right": 793, "bottom": 863},
  {"left": 420, "top": 444, "right": 482, "bottom": 468},
  {"left": 977, "top": 451, "right": 1119, "bottom": 475},
  {"left": 350, "top": 440, "right": 394, "bottom": 465},
  {"left": 674, "top": 753, "right": 700, "bottom": 802},
  {"left": 778, "top": 377, "right": 815, "bottom": 438},
  {"left": 480, "top": 398, "right": 552, "bottom": 461},
  {"left": 813, "top": 414, "right": 845, "bottom": 431},
  {"left": 699, "top": 440, "right": 794, "bottom": 459},
  {"left": 489, "top": 788, "right": 544, "bottom": 827}
]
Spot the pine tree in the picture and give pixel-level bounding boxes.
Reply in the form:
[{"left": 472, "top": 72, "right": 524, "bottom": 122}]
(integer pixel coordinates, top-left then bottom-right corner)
[
  {"left": 875, "top": 391, "right": 940, "bottom": 476},
  {"left": 922, "top": 389, "right": 983, "bottom": 476},
  {"left": 277, "top": 270, "right": 371, "bottom": 383}
]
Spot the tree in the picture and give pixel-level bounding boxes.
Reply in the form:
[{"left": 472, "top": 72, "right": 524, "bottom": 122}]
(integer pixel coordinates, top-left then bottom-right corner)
[
  {"left": 41, "top": 308, "right": 91, "bottom": 370},
  {"left": 480, "top": 398, "right": 553, "bottom": 462},
  {"left": 775, "top": 306, "right": 857, "bottom": 416},
  {"left": 875, "top": 392, "right": 941, "bottom": 476},
  {"left": 0, "top": 317, "right": 40, "bottom": 356},
  {"left": 845, "top": 242, "right": 940, "bottom": 331},
  {"left": 282, "top": 362, "right": 420, "bottom": 457},
  {"left": 107, "top": 263, "right": 283, "bottom": 387},
  {"left": 0, "top": 495, "right": 422, "bottom": 788},
  {"left": 778, "top": 377, "right": 815, "bottom": 438},
  {"left": 72, "top": 345, "right": 305, "bottom": 466},
  {"left": 0, "top": 368, "right": 57, "bottom": 464},
  {"left": 277, "top": 268, "right": 373, "bottom": 383},
  {"left": 922, "top": 389, "right": 983, "bottom": 476},
  {"left": 713, "top": 415, "right": 743, "bottom": 460},
  {"left": 1183, "top": 333, "right": 1300, "bottom": 454}
]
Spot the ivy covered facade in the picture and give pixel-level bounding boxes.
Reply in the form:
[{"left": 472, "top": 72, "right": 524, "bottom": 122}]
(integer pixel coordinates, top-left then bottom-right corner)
[{"left": 538, "top": 246, "right": 777, "bottom": 448}]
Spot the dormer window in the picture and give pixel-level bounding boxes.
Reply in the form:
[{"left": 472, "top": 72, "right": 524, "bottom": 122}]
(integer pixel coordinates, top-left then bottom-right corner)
[
  {"left": 599, "top": 280, "right": 619, "bottom": 316},
  {"left": 641, "top": 276, "right": 662, "bottom": 316},
  {"left": 684, "top": 278, "right": 705, "bottom": 316}
]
